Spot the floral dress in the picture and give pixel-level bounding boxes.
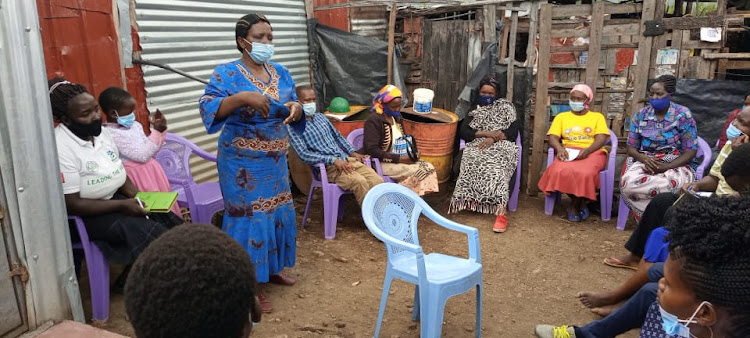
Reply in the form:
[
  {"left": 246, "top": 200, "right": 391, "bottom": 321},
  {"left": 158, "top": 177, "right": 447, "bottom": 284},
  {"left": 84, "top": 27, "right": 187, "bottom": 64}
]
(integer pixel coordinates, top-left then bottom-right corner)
[{"left": 199, "top": 60, "right": 303, "bottom": 283}]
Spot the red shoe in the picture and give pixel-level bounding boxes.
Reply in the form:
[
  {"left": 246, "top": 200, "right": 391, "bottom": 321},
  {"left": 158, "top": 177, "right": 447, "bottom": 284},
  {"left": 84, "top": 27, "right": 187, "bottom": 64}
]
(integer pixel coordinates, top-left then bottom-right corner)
[{"left": 493, "top": 214, "right": 508, "bottom": 233}]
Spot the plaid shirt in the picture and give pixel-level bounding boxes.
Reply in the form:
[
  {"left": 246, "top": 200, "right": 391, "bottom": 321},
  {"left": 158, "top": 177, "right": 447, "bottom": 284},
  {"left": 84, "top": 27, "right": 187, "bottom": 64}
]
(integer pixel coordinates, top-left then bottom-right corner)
[{"left": 287, "top": 113, "right": 354, "bottom": 165}]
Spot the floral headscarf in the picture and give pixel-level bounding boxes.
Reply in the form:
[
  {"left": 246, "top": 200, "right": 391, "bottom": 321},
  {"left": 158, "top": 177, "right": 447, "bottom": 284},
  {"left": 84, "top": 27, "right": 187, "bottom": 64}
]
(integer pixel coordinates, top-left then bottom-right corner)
[
  {"left": 371, "top": 84, "right": 403, "bottom": 114},
  {"left": 571, "top": 83, "right": 594, "bottom": 108}
]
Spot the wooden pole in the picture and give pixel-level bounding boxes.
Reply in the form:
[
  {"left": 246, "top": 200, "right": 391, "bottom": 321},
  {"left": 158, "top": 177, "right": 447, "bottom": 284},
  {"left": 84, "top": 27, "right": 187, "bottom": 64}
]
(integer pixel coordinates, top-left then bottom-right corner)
[
  {"left": 305, "top": 0, "right": 315, "bottom": 86},
  {"left": 506, "top": 9, "right": 518, "bottom": 101},
  {"left": 387, "top": 2, "right": 398, "bottom": 84},
  {"left": 628, "top": 0, "right": 658, "bottom": 120},
  {"left": 482, "top": 4, "right": 497, "bottom": 44},
  {"left": 584, "top": 1, "right": 604, "bottom": 96},
  {"left": 527, "top": 3, "right": 551, "bottom": 195},
  {"left": 525, "top": 0, "right": 539, "bottom": 69}
]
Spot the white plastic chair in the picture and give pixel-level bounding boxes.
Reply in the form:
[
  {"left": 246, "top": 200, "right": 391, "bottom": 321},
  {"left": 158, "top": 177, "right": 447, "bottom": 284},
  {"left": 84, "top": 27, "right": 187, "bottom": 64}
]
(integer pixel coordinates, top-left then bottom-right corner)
[{"left": 362, "top": 183, "right": 483, "bottom": 338}]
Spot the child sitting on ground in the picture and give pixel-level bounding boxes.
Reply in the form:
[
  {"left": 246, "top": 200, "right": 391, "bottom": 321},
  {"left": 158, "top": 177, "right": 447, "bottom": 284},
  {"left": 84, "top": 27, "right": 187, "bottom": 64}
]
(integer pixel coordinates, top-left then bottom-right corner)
[
  {"left": 125, "top": 224, "right": 261, "bottom": 338},
  {"left": 99, "top": 87, "right": 181, "bottom": 216},
  {"left": 287, "top": 85, "right": 383, "bottom": 205},
  {"left": 535, "top": 194, "right": 750, "bottom": 337}
]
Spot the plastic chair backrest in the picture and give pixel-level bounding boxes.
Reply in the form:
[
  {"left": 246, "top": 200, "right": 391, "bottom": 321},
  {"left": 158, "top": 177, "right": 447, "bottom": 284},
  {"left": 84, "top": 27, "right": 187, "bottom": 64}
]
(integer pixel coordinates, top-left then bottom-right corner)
[
  {"left": 695, "top": 137, "right": 711, "bottom": 179},
  {"left": 347, "top": 128, "right": 365, "bottom": 150},
  {"left": 363, "top": 186, "right": 423, "bottom": 258},
  {"left": 155, "top": 133, "right": 218, "bottom": 188}
]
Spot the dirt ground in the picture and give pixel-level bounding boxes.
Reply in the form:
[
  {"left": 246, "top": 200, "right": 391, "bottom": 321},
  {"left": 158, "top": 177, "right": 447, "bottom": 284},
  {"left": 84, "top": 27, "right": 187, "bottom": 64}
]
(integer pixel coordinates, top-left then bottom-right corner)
[{"left": 83, "top": 183, "right": 641, "bottom": 338}]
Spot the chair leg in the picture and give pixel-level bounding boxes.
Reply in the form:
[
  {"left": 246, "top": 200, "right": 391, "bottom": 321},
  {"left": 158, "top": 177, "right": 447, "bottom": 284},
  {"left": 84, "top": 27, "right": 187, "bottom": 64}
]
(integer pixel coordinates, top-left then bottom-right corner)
[
  {"left": 375, "top": 274, "right": 394, "bottom": 337},
  {"left": 302, "top": 186, "right": 315, "bottom": 228},
  {"left": 475, "top": 283, "right": 483, "bottom": 338},
  {"left": 544, "top": 192, "right": 557, "bottom": 216},
  {"left": 508, "top": 181, "right": 520, "bottom": 212},
  {"left": 616, "top": 195, "right": 629, "bottom": 230},
  {"left": 88, "top": 245, "right": 110, "bottom": 322},
  {"left": 420, "top": 290, "right": 447, "bottom": 338},
  {"left": 323, "top": 190, "right": 339, "bottom": 240},
  {"left": 412, "top": 285, "right": 420, "bottom": 321},
  {"left": 337, "top": 195, "right": 346, "bottom": 221}
]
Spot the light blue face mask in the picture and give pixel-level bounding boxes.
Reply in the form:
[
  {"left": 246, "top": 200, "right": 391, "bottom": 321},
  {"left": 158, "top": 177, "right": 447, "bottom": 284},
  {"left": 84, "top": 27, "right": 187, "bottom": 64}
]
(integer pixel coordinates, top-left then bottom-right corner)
[
  {"left": 726, "top": 123, "right": 744, "bottom": 140},
  {"left": 245, "top": 40, "right": 274, "bottom": 64},
  {"left": 658, "top": 301, "right": 710, "bottom": 338},
  {"left": 302, "top": 102, "right": 317, "bottom": 116},
  {"left": 569, "top": 100, "right": 586, "bottom": 112},
  {"left": 116, "top": 111, "right": 136, "bottom": 128}
]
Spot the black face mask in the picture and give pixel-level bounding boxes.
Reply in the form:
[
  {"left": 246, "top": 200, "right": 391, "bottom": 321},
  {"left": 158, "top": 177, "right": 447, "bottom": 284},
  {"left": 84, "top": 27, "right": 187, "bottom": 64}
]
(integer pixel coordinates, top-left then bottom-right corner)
[{"left": 66, "top": 119, "right": 102, "bottom": 140}]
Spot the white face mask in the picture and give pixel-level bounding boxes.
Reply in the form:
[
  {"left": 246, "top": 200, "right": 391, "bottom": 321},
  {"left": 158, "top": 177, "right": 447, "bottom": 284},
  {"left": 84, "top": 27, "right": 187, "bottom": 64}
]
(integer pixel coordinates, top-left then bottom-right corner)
[{"left": 302, "top": 102, "right": 317, "bottom": 116}]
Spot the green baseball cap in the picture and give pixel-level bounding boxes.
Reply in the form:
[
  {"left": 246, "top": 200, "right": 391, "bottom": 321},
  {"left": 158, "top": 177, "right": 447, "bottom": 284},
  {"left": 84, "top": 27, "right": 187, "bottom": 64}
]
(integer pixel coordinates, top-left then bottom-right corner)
[{"left": 327, "top": 97, "right": 350, "bottom": 113}]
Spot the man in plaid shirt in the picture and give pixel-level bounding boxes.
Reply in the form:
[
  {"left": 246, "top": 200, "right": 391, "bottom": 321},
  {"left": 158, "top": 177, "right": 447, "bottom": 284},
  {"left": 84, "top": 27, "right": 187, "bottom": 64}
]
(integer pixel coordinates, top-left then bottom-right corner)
[{"left": 288, "top": 86, "right": 383, "bottom": 205}]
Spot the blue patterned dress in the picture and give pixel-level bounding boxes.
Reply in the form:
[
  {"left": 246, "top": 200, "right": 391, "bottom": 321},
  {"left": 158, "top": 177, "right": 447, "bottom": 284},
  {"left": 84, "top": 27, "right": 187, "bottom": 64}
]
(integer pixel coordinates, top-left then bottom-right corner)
[{"left": 199, "top": 60, "right": 302, "bottom": 283}]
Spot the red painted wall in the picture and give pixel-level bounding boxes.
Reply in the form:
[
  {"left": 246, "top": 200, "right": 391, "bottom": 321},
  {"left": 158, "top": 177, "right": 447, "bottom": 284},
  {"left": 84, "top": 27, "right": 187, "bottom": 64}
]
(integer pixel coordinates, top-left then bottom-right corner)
[
  {"left": 36, "top": 0, "right": 150, "bottom": 130},
  {"left": 313, "top": 0, "right": 349, "bottom": 31}
]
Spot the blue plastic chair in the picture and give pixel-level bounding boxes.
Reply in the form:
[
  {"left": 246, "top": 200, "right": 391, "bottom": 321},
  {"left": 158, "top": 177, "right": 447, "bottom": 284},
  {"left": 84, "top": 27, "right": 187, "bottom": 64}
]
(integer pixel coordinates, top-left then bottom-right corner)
[{"left": 362, "top": 183, "right": 483, "bottom": 338}]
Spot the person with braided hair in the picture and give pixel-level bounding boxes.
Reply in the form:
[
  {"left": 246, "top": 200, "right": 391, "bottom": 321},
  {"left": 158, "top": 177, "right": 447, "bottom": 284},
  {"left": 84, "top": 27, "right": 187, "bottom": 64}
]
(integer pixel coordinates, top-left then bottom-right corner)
[
  {"left": 535, "top": 194, "right": 750, "bottom": 338},
  {"left": 620, "top": 74, "right": 698, "bottom": 221},
  {"left": 50, "top": 77, "right": 182, "bottom": 279}
]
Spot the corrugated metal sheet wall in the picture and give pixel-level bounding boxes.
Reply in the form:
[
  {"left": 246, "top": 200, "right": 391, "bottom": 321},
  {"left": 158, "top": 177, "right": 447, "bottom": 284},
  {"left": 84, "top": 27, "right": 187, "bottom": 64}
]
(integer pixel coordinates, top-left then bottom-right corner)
[
  {"left": 350, "top": 6, "right": 387, "bottom": 40},
  {"left": 135, "top": 0, "right": 311, "bottom": 183}
]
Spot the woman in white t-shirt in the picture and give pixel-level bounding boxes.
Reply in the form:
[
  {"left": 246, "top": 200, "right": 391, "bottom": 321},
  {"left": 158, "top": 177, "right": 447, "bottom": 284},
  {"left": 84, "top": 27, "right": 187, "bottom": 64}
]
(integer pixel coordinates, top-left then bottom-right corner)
[{"left": 49, "top": 78, "right": 182, "bottom": 278}]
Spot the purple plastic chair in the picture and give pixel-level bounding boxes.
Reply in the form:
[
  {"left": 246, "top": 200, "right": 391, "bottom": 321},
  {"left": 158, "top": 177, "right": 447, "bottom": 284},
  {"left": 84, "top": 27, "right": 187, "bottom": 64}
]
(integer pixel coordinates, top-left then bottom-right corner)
[
  {"left": 459, "top": 133, "right": 523, "bottom": 212},
  {"left": 155, "top": 133, "right": 224, "bottom": 224},
  {"left": 301, "top": 163, "right": 350, "bottom": 240},
  {"left": 543, "top": 129, "right": 618, "bottom": 221},
  {"left": 616, "top": 137, "right": 712, "bottom": 230},
  {"left": 348, "top": 128, "right": 396, "bottom": 183},
  {"left": 69, "top": 216, "right": 110, "bottom": 322}
]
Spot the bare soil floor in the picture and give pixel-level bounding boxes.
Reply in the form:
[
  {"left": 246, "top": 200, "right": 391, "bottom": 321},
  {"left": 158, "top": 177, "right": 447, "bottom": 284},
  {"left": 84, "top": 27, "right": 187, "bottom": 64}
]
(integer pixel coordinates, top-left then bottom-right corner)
[{"left": 85, "top": 184, "right": 640, "bottom": 338}]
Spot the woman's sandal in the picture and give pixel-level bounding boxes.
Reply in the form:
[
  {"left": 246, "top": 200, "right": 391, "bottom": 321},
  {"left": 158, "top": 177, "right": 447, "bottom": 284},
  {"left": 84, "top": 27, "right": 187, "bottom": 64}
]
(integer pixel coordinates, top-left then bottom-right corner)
[{"left": 603, "top": 257, "right": 638, "bottom": 270}]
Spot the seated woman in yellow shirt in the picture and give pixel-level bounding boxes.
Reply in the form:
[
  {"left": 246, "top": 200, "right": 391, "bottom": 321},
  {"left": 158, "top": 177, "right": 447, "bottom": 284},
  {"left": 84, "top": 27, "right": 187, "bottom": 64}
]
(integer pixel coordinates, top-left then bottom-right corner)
[{"left": 537, "top": 84, "right": 610, "bottom": 221}]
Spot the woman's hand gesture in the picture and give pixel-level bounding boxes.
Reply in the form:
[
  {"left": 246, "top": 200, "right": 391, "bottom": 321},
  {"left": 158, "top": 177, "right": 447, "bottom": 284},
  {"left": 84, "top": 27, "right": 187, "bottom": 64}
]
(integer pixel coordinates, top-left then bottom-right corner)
[
  {"left": 283, "top": 102, "right": 303, "bottom": 124},
  {"left": 477, "top": 137, "right": 495, "bottom": 151},
  {"left": 556, "top": 147, "right": 569, "bottom": 161},
  {"left": 240, "top": 91, "right": 270, "bottom": 118}
]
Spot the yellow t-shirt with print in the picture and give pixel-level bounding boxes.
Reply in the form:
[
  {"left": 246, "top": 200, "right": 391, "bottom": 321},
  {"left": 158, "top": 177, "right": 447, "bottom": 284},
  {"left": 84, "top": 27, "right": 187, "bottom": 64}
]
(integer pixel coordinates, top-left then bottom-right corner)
[{"left": 547, "top": 111, "right": 610, "bottom": 150}]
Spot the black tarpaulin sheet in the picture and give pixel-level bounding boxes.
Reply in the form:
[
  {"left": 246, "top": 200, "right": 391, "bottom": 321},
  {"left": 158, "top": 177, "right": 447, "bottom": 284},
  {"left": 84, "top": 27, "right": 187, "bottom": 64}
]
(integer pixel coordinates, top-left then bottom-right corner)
[
  {"left": 669, "top": 79, "right": 749, "bottom": 147},
  {"left": 307, "top": 19, "right": 407, "bottom": 110}
]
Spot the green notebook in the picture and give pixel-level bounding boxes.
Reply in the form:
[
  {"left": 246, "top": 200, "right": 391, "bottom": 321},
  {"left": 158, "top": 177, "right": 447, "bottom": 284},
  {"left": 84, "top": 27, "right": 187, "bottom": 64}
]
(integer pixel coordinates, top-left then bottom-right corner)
[{"left": 134, "top": 192, "right": 179, "bottom": 213}]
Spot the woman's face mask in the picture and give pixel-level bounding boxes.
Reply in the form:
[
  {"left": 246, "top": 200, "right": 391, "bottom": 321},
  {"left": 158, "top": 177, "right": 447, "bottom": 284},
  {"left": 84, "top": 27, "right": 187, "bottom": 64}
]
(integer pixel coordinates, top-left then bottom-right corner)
[
  {"left": 650, "top": 94, "right": 671, "bottom": 111},
  {"left": 244, "top": 39, "right": 274, "bottom": 64},
  {"left": 479, "top": 95, "right": 495, "bottom": 107},
  {"left": 658, "top": 301, "right": 710, "bottom": 338},
  {"left": 569, "top": 100, "right": 586, "bottom": 112},
  {"left": 384, "top": 105, "right": 401, "bottom": 117},
  {"left": 726, "top": 123, "right": 744, "bottom": 140}
]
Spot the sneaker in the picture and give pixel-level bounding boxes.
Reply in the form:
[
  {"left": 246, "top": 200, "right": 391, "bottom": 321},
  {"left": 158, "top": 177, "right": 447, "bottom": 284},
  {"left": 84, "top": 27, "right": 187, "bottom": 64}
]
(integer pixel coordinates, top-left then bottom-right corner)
[
  {"left": 493, "top": 214, "right": 508, "bottom": 233},
  {"left": 535, "top": 325, "right": 576, "bottom": 338}
]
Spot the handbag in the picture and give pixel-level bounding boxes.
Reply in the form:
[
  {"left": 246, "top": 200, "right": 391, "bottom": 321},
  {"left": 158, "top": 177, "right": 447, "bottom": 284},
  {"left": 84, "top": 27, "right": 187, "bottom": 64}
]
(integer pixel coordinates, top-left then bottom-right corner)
[{"left": 391, "top": 133, "right": 419, "bottom": 162}]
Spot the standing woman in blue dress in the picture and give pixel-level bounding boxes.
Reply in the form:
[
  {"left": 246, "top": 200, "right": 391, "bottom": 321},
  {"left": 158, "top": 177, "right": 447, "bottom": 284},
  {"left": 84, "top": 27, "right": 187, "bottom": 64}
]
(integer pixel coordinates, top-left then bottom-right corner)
[{"left": 199, "top": 13, "right": 304, "bottom": 313}]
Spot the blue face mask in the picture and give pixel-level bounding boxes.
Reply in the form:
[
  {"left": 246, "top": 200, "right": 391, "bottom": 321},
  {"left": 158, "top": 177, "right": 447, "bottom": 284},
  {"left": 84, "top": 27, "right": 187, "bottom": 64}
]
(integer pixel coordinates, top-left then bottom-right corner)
[
  {"left": 302, "top": 102, "right": 317, "bottom": 116},
  {"left": 384, "top": 105, "right": 401, "bottom": 117},
  {"left": 650, "top": 95, "right": 671, "bottom": 111},
  {"left": 116, "top": 111, "right": 136, "bottom": 128},
  {"left": 725, "top": 123, "right": 744, "bottom": 140},
  {"left": 658, "top": 301, "right": 709, "bottom": 338},
  {"left": 569, "top": 100, "right": 585, "bottom": 112},
  {"left": 246, "top": 41, "right": 274, "bottom": 64},
  {"left": 478, "top": 95, "right": 495, "bottom": 107}
]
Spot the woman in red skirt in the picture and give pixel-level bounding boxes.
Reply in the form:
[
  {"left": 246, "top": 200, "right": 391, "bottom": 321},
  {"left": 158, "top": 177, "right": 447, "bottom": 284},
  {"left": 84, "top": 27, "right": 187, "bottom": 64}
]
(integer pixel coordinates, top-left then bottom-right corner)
[{"left": 538, "top": 84, "right": 610, "bottom": 221}]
